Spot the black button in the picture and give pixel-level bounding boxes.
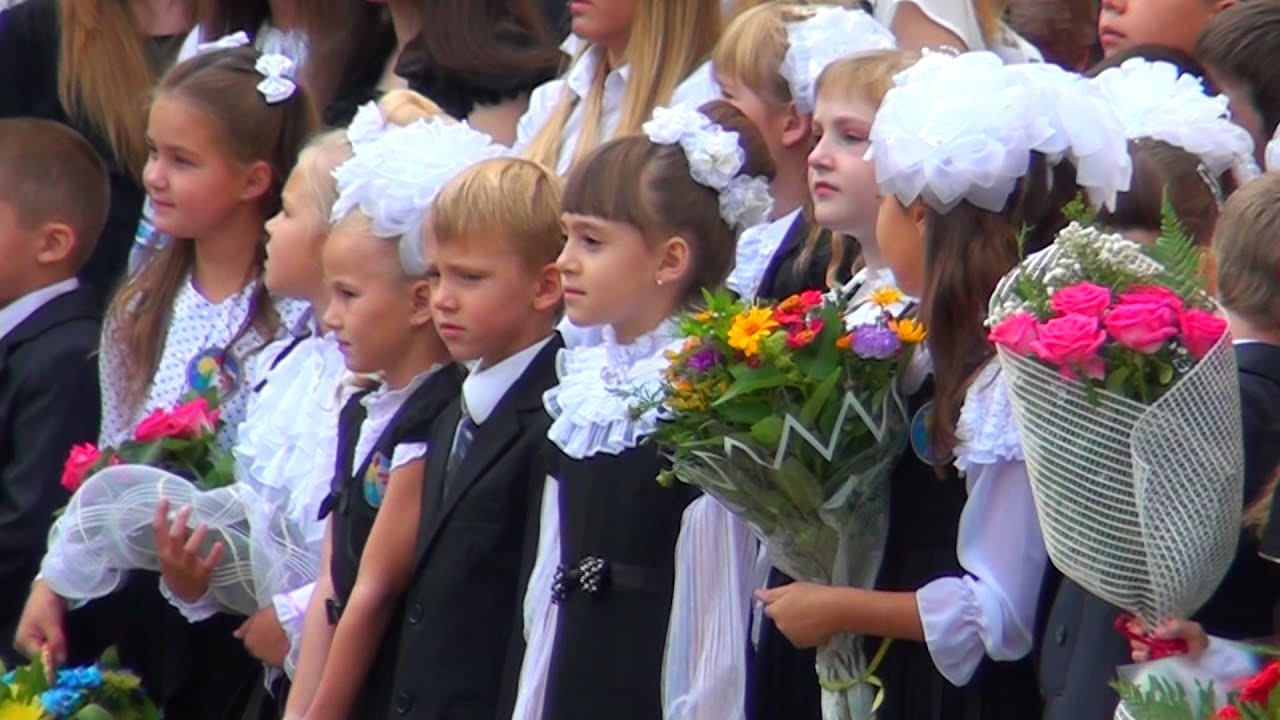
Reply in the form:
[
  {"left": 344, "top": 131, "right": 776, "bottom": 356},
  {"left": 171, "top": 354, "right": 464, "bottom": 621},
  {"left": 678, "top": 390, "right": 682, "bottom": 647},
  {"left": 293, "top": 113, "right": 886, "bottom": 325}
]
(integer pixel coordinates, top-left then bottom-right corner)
[
  {"left": 408, "top": 603, "right": 424, "bottom": 624},
  {"left": 395, "top": 691, "right": 413, "bottom": 714},
  {"left": 1054, "top": 625, "right": 1067, "bottom": 646}
]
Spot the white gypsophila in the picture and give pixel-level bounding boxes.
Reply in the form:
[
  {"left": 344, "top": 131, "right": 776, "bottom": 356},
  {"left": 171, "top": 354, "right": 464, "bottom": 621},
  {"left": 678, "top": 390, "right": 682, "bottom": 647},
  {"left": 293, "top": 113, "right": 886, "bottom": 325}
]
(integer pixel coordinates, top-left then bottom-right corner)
[{"left": 719, "top": 176, "right": 774, "bottom": 230}]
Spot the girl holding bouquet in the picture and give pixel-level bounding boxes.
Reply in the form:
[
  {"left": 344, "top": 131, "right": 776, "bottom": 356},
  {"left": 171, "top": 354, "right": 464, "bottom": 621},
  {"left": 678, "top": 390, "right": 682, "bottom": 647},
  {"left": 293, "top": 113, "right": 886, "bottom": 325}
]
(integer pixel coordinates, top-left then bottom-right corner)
[
  {"left": 18, "top": 45, "right": 315, "bottom": 719},
  {"left": 758, "top": 51, "right": 1133, "bottom": 720},
  {"left": 513, "top": 100, "right": 773, "bottom": 720}
]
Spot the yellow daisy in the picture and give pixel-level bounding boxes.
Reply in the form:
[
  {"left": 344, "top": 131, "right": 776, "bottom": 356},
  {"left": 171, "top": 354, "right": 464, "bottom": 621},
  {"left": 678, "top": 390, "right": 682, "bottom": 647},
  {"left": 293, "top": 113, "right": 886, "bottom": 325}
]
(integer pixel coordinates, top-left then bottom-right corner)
[
  {"left": 890, "top": 318, "right": 927, "bottom": 344},
  {"left": 870, "top": 287, "right": 905, "bottom": 308},
  {"left": 0, "top": 699, "right": 45, "bottom": 720},
  {"left": 727, "top": 307, "right": 780, "bottom": 357}
]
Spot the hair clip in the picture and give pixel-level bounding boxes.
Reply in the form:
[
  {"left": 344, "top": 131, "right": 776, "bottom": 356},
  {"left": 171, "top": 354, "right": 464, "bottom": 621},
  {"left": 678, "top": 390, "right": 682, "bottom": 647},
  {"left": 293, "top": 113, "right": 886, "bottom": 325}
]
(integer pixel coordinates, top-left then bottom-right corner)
[
  {"left": 196, "top": 31, "right": 250, "bottom": 55},
  {"left": 1196, "top": 162, "right": 1225, "bottom": 208},
  {"left": 254, "top": 53, "right": 297, "bottom": 104}
]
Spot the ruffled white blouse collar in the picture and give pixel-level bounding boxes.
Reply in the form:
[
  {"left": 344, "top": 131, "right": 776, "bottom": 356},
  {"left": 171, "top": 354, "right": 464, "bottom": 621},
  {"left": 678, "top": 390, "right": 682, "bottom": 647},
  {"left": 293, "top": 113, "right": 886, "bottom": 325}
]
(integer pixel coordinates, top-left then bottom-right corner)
[
  {"left": 727, "top": 209, "right": 801, "bottom": 299},
  {"left": 544, "top": 321, "right": 682, "bottom": 460}
]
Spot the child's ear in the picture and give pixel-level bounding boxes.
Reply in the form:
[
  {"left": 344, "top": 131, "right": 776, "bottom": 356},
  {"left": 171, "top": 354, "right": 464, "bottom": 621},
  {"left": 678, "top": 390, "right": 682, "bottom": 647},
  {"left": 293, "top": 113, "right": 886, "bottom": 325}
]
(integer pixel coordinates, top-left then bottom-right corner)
[
  {"left": 907, "top": 198, "right": 928, "bottom": 239},
  {"left": 655, "top": 235, "right": 691, "bottom": 288},
  {"left": 780, "top": 104, "right": 812, "bottom": 151},
  {"left": 408, "top": 278, "right": 434, "bottom": 327},
  {"left": 531, "top": 261, "right": 563, "bottom": 313},
  {"left": 240, "top": 160, "right": 274, "bottom": 203},
  {"left": 34, "top": 222, "right": 76, "bottom": 266}
]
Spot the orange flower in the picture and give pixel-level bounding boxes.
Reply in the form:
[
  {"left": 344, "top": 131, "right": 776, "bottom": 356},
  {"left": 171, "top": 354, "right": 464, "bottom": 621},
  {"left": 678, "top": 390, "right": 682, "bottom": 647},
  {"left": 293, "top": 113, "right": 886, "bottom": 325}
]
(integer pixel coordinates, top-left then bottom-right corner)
[
  {"left": 890, "top": 318, "right": 927, "bottom": 344},
  {"left": 728, "top": 307, "right": 780, "bottom": 357},
  {"left": 836, "top": 333, "right": 852, "bottom": 351}
]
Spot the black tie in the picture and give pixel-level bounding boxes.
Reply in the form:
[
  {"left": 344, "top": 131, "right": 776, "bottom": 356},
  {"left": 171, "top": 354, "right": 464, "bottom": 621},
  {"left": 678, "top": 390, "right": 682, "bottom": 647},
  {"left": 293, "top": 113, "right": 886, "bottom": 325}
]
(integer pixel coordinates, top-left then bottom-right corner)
[{"left": 444, "top": 408, "right": 477, "bottom": 495}]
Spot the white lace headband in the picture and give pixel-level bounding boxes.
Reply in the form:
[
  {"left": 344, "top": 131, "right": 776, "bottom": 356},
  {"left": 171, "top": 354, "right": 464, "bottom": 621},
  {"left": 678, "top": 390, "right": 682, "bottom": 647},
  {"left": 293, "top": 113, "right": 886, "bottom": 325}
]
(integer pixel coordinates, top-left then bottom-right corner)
[
  {"left": 641, "top": 105, "right": 773, "bottom": 230},
  {"left": 330, "top": 118, "right": 510, "bottom": 275},
  {"left": 780, "top": 6, "right": 895, "bottom": 114},
  {"left": 193, "top": 31, "right": 296, "bottom": 105}
]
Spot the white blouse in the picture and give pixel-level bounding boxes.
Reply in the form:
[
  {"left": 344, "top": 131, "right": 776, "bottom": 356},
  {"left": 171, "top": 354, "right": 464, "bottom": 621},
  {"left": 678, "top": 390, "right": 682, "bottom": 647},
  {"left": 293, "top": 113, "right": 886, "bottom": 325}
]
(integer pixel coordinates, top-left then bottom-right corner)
[
  {"left": 515, "top": 35, "right": 721, "bottom": 175},
  {"left": 915, "top": 360, "right": 1048, "bottom": 686},
  {"left": 97, "top": 278, "right": 309, "bottom": 452},
  {"left": 177, "top": 22, "right": 308, "bottom": 66},
  {"left": 726, "top": 209, "right": 802, "bottom": 300},
  {"left": 873, "top": 0, "right": 1042, "bottom": 63}
]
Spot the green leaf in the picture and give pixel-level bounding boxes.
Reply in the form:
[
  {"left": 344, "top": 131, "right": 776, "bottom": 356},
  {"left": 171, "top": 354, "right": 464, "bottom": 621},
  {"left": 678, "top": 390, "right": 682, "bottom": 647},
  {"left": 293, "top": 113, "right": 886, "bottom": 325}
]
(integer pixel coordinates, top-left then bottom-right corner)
[
  {"left": 801, "top": 368, "right": 841, "bottom": 426},
  {"left": 1142, "top": 192, "right": 1208, "bottom": 300},
  {"left": 73, "top": 705, "right": 116, "bottom": 720},
  {"left": 1157, "top": 361, "right": 1174, "bottom": 385},
  {"left": 1061, "top": 192, "right": 1097, "bottom": 227},
  {"left": 1106, "top": 366, "right": 1131, "bottom": 396},
  {"left": 716, "top": 398, "right": 773, "bottom": 426},
  {"left": 716, "top": 365, "right": 787, "bottom": 405},
  {"left": 750, "top": 415, "right": 784, "bottom": 446}
]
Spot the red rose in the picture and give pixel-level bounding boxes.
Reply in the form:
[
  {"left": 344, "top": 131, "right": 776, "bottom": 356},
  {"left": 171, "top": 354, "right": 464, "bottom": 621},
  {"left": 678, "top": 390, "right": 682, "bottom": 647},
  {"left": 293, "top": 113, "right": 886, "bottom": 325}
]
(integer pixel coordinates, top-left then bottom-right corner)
[
  {"left": 989, "top": 311, "right": 1039, "bottom": 355},
  {"left": 60, "top": 443, "right": 117, "bottom": 493},
  {"left": 1119, "top": 286, "right": 1186, "bottom": 314},
  {"left": 1050, "top": 282, "right": 1113, "bottom": 318},
  {"left": 134, "top": 408, "right": 177, "bottom": 443},
  {"left": 1104, "top": 301, "right": 1179, "bottom": 355},
  {"left": 1217, "top": 705, "right": 1242, "bottom": 719},
  {"left": 168, "top": 397, "right": 221, "bottom": 439},
  {"left": 1240, "top": 662, "right": 1280, "bottom": 706},
  {"left": 1179, "top": 308, "right": 1228, "bottom": 361},
  {"left": 1031, "top": 314, "right": 1107, "bottom": 380}
]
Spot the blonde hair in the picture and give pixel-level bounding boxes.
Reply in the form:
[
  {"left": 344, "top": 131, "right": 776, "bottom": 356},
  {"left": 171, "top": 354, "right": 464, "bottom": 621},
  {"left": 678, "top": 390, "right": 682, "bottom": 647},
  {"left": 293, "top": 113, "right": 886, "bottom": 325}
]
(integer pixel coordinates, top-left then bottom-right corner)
[
  {"left": 58, "top": 0, "right": 164, "bottom": 179},
  {"left": 1213, "top": 172, "right": 1280, "bottom": 333},
  {"left": 713, "top": 3, "right": 796, "bottom": 105},
  {"left": 432, "top": 158, "right": 565, "bottom": 269},
  {"left": 524, "top": 0, "right": 722, "bottom": 171},
  {"left": 378, "top": 89, "right": 447, "bottom": 126}
]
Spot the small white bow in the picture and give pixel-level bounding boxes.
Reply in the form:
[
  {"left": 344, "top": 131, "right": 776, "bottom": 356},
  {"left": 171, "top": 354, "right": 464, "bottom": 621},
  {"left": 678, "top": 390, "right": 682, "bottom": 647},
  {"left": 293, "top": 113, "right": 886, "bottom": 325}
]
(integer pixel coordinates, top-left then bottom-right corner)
[
  {"left": 196, "top": 30, "right": 250, "bottom": 55},
  {"left": 254, "top": 53, "right": 297, "bottom": 105}
]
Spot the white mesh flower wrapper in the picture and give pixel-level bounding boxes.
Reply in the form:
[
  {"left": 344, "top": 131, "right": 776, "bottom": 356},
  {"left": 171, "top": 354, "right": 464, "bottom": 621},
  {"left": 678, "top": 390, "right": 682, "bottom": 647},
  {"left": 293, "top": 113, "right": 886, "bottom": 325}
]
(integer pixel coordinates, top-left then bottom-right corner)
[
  {"left": 40, "top": 464, "right": 318, "bottom": 618},
  {"left": 665, "top": 388, "right": 906, "bottom": 720},
  {"left": 990, "top": 247, "right": 1244, "bottom": 626}
]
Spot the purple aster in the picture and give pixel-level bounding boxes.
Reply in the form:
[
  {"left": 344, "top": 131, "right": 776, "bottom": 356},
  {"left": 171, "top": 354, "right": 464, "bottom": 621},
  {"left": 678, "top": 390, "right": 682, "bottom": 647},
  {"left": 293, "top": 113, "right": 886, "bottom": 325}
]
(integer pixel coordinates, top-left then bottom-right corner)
[
  {"left": 851, "top": 325, "right": 901, "bottom": 359},
  {"left": 687, "top": 347, "right": 720, "bottom": 373}
]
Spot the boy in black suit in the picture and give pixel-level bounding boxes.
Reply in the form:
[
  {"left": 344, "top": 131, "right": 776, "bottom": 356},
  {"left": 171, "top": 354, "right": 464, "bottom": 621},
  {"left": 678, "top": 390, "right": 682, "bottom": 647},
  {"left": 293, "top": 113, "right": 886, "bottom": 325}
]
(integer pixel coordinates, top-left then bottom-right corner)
[
  {"left": 0, "top": 118, "right": 107, "bottom": 665},
  {"left": 386, "top": 157, "right": 565, "bottom": 720}
]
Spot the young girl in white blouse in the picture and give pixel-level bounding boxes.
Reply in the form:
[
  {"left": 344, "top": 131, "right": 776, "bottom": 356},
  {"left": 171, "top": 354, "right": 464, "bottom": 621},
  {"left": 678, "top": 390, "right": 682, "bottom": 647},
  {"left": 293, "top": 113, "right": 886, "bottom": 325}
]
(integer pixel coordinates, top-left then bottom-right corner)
[{"left": 757, "top": 51, "right": 1133, "bottom": 720}]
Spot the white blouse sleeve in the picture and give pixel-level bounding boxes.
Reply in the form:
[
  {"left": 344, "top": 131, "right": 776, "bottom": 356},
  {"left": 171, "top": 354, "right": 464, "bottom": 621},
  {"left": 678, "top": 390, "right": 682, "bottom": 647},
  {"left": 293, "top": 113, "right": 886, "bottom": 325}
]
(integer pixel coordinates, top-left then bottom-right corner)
[
  {"left": 390, "top": 442, "right": 429, "bottom": 470},
  {"left": 514, "top": 78, "right": 568, "bottom": 155},
  {"left": 914, "top": 362, "right": 1047, "bottom": 687},
  {"left": 512, "top": 475, "right": 562, "bottom": 720},
  {"left": 273, "top": 581, "right": 315, "bottom": 679}
]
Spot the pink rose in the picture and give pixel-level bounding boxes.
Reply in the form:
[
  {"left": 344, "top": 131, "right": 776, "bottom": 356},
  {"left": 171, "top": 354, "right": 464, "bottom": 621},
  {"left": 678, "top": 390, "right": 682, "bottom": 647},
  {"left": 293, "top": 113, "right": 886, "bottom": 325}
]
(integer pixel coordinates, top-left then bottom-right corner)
[
  {"left": 1179, "top": 308, "right": 1228, "bottom": 360},
  {"left": 989, "top": 311, "right": 1039, "bottom": 355},
  {"left": 134, "top": 408, "right": 177, "bottom": 443},
  {"left": 1031, "top": 314, "right": 1107, "bottom": 380},
  {"left": 1118, "top": 286, "right": 1185, "bottom": 314},
  {"left": 1104, "top": 302, "right": 1179, "bottom": 354},
  {"left": 60, "top": 443, "right": 117, "bottom": 493},
  {"left": 168, "top": 397, "right": 221, "bottom": 439},
  {"left": 1050, "top": 283, "right": 1113, "bottom": 318}
]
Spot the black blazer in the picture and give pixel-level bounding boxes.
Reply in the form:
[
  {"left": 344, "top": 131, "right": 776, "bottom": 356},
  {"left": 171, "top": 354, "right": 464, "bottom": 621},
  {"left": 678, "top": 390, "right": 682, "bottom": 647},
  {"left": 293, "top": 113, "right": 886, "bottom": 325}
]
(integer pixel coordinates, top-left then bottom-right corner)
[
  {"left": 755, "top": 213, "right": 856, "bottom": 302},
  {"left": 0, "top": 285, "right": 100, "bottom": 664},
  {"left": 387, "top": 335, "right": 563, "bottom": 720}
]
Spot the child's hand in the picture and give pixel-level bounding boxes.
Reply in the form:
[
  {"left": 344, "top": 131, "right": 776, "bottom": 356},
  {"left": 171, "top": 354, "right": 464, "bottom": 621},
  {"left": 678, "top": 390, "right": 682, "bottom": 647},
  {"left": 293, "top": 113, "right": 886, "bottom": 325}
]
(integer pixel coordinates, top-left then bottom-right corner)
[
  {"left": 235, "top": 606, "right": 289, "bottom": 667},
  {"left": 1127, "top": 617, "right": 1209, "bottom": 662},
  {"left": 154, "top": 500, "right": 223, "bottom": 603},
  {"left": 756, "top": 582, "right": 841, "bottom": 648},
  {"left": 14, "top": 580, "right": 67, "bottom": 666}
]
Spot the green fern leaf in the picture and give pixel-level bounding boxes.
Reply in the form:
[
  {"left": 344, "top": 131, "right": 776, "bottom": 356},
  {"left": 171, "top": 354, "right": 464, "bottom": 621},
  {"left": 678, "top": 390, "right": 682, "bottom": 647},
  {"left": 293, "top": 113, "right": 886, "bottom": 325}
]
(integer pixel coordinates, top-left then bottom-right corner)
[
  {"left": 1062, "top": 192, "right": 1097, "bottom": 226},
  {"left": 1142, "top": 192, "right": 1208, "bottom": 299},
  {"left": 1112, "top": 676, "right": 1216, "bottom": 720}
]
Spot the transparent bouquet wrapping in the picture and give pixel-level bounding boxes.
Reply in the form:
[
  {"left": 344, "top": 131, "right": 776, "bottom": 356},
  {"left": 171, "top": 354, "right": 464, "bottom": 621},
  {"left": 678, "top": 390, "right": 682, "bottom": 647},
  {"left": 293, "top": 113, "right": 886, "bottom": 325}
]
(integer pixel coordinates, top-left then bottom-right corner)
[
  {"left": 665, "top": 387, "right": 907, "bottom": 720},
  {"left": 40, "top": 464, "right": 319, "bottom": 621}
]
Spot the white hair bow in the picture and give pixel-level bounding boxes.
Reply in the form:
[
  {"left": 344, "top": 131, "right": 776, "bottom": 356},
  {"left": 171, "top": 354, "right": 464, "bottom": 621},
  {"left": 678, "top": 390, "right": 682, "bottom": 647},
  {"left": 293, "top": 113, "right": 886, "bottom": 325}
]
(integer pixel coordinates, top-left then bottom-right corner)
[
  {"left": 196, "top": 30, "right": 250, "bottom": 55},
  {"left": 255, "top": 53, "right": 297, "bottom": 105}
]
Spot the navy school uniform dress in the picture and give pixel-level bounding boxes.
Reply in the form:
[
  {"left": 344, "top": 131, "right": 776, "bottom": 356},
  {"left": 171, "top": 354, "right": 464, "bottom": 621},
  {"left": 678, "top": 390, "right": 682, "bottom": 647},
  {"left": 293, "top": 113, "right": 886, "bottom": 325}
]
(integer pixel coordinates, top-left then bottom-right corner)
[
  {"left": 385, "top": 334, "right": 564, "bottom": 720},
  {"left": 537, "top": 324, "right": 701, "bottom": 720},
  {"left": 1039, "top": 340, "right": 1280, "bottom": 719},
  {"left": 318, "top": 364, "right": 464, "bottom": 720}
]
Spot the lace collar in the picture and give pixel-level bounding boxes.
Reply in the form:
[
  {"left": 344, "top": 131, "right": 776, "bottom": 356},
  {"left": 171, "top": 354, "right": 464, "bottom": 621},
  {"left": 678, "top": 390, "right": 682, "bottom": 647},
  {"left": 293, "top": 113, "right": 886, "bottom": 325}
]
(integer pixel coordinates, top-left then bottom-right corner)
[
  {"left": 544, "top": 320, "right": 682, "bottom": 459},
  {"left": 727, "top": 209, "right": 801, "bottom": 299}
]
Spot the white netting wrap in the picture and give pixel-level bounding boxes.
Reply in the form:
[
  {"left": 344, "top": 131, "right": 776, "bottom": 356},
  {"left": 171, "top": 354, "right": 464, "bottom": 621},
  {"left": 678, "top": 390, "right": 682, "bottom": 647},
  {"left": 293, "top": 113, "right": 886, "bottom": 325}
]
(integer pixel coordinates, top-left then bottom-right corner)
[
  {"left": 989, "top": 243, "right": 1244, "bottom": 626},
  {"left": 39, "top": 465, "right": 318, "bottom": 618}
]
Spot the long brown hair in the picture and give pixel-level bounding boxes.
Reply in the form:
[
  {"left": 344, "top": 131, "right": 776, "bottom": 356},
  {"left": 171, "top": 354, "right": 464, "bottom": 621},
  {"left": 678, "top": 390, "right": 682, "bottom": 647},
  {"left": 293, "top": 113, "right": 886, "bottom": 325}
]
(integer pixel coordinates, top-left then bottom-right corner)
[
  {"left": 922, "top": 153, "right": 1075, "bottom": 458},
  {"left": 563, "top": 99, "right": 775, "bottom": 302},
  {"left": 107, "top": 47, "right": 317, "bottom": 413},
  {"left": 1198, "top": 1, "right": 1280, "bottom": 142},
  {"left": 57, "top": 0, "right": 173, "bottom": 180},
  {"left": 524, "top": 0, "right": 721, "bottom": 171}
]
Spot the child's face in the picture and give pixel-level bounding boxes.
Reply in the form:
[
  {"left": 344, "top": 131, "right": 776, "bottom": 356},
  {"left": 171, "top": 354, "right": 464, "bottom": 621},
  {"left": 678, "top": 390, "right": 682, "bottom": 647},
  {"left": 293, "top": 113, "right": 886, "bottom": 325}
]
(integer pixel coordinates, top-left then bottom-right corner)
[
  {"left": 143, "top": 94, "right": 262, "bottom": 240},
  {"left": 874, "top": 196, "right": 926, "bottom": 297},
  {"left": 570, "top": 0, "right": 638, "bottom": 50},
  {"left": 558, "top": 212, "right": 676, "bottom": 340},
  {"left": 425, "top": 227, "right": 560, "bottom": 366},
  {"left": 264, "top": 166, "right": 327, "bottom": 301},
  {"left": 321, "top": 220, "right": 426, "bottom": 376},
  {"left": 808, "top": 94, "right": 879, "bottom": 239},
  {"left": 1098, "top": 0, "right": 1226, "bottom": 57}
]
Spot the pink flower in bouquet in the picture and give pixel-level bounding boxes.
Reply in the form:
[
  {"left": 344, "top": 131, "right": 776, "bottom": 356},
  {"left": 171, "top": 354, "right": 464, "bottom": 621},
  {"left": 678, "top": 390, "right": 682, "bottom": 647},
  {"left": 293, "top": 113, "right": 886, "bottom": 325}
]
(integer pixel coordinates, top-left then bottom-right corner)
[
  {"left": 1104, "top": 301, "right": 1179, "bottom": 355},
  {"left": 1118, "top": 286, "right": 1186, "bottom": 314},
  {"left": 134, "top": 408, "right": 176, "bottom": 443},
  {"left": 60, "top": 443, "right": 117, "bottom": 493},
  {"left": 167, "top": 397, "right": 221, "bottom": 439},
  {"left": 786, "top": 318, "right": 824, "bottom": 350},
  {"left": 1031, "top": 314, "right": 1107, "bottom": 380},
  {"left": 1179, "top": 308, "right": 1228, "bottom": 360},
  {"left": 989, "top": 311, "right": 1039, "bottom": 355},
  {"left": 1050, "top": 282, "right": 1113, "bottom": 318}
]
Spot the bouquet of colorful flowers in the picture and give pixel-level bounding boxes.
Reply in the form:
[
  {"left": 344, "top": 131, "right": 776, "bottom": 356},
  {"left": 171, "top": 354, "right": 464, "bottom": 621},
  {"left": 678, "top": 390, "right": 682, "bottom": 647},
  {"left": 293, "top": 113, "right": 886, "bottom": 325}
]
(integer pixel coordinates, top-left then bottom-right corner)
[
  {"left": 647, "top": 288, "right": 922, "bottom": 720},
  {"left": 988, "top": 218, "right": 1244, "bottom": 630},
  {"left": 0, "top": 656, "right": 157, "bottom": 720},
  {"left": 1113, "top": 639, "right": 1280, "bottom": 720},
  {"left": 59, "top": 393, "right": 233, "bottom": 494}
]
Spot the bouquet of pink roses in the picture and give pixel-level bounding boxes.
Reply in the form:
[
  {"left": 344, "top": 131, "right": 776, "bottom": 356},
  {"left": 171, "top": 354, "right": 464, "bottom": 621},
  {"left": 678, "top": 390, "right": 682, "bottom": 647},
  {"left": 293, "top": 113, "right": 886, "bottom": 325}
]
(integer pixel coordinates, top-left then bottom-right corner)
[{"left": 988, "top": 220, "right": 1244, "bottom": 628}]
